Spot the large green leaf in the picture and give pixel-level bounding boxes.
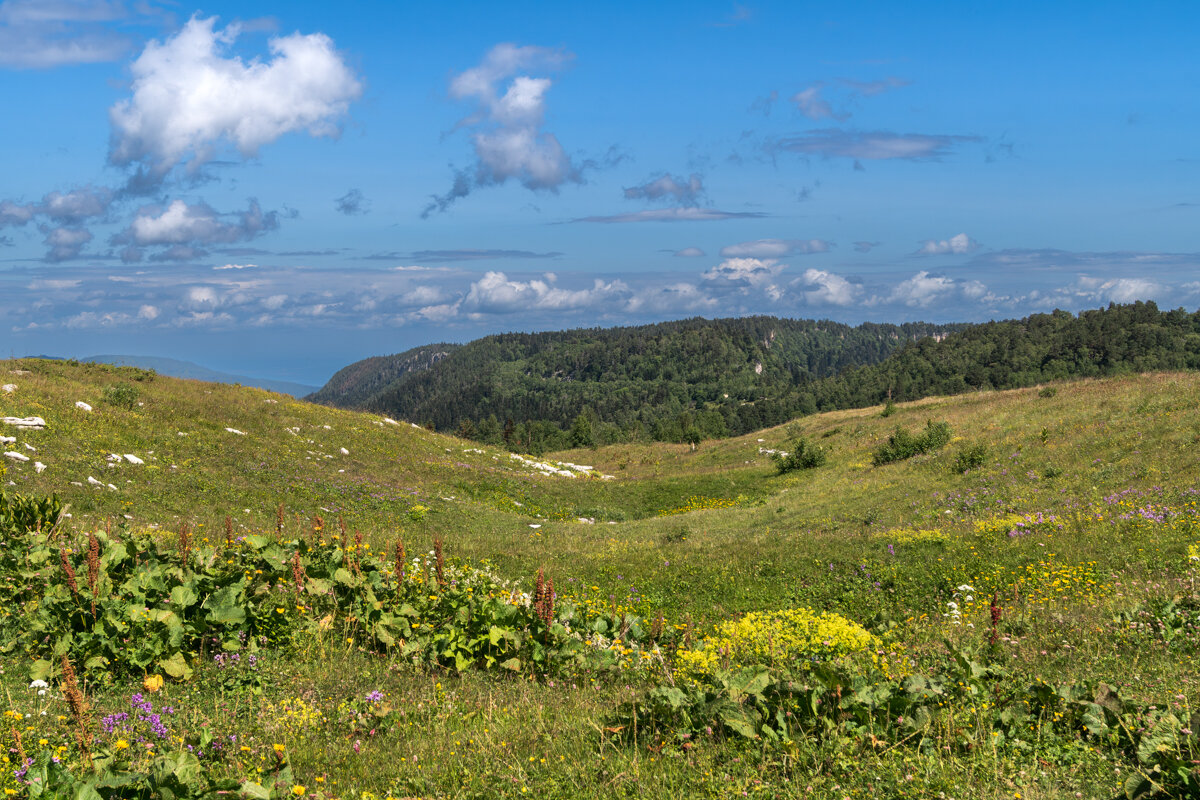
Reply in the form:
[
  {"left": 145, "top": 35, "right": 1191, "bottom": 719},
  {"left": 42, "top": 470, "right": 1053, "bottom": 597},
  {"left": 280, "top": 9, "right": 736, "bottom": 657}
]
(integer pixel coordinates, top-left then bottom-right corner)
[{"left": 158, "top": 651, "right": 192, "bottom": 680}]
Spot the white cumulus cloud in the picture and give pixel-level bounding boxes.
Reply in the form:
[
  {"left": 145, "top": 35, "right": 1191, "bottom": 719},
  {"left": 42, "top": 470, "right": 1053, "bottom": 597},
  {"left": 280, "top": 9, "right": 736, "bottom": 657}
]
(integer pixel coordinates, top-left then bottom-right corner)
[
  {"left": 460, "top": 271, "right": 629, "bottom": 315},
  {"left": 798, "top": 268, "right": 861, "bottom": 306},
  {"left": 119, "top": 198, "right": 279, "bottom": 261},
  {"left": 701, "top": 257, "right": 783, "bottom": 288},
  {"left": 108, "top": 15, "right": 362, "bottom": 180},
  {"left": 889, "top": 271, "right": 958, "bottom": 307}
]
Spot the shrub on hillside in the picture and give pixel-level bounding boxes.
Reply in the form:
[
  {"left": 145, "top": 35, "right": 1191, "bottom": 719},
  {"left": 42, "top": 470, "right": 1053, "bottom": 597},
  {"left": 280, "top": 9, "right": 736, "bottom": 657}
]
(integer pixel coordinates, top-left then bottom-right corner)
[
  {"left": 953, "top": 442, "right": 989, "bottom": 473},
  {"left": 872, "top": 420, "right": 952, "bottom": 466},
  {"left": 774, "top": 437, "right": 827, "bottom": 473},
  {"left": 101, "top": 383, "right": 140, "bottom": 410}
]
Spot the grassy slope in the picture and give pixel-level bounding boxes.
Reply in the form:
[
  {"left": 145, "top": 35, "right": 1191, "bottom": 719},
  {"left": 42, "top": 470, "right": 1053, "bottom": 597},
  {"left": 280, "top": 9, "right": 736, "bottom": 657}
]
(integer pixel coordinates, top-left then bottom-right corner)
[{"left": 3, "top": 358, "right": 1200, "bottom": 798}]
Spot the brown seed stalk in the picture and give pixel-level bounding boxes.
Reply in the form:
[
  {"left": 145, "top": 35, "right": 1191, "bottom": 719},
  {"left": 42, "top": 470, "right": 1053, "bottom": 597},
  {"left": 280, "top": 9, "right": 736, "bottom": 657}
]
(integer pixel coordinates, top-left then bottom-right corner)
[
  {"left": 225, "top": 515, "right": 234, "bottom": 548},
  {"left": 533, "top": 568, "right": 555, "bottom": 626},
  {"left": 60, "top": 656, "right": 92, "bottom": 760},
  {"left": 180, "top": 523, "right": 192, "bottom": 566},
  {"left": 86, "top": 532, "right": 100, "bottom": 616},
  {"left": 10, "top": 723, "right": 26, "bottom": 766},
  {"left": 394, "top": 539, "right": 406, "bottom": 585},
  {"left": 352, "top": 531, "right": 364, "bottom": 575},
  {"left": 989, "top": 593, "right": 1002, "bottom": 646},
  {"left": 434, "top": 536, "right": 445, "bottom": 588},
  {"left": 291, "top": 551, "right": 305, "bottom": 593},
  {"left": 59, "top": 548, "right": 79, "bottom": 598},
  {"left": 277, "top": 503, "right": 286, "bottom": 538},
  {"left": 650, "top": 611, "right": 664, "bottom": 641}
]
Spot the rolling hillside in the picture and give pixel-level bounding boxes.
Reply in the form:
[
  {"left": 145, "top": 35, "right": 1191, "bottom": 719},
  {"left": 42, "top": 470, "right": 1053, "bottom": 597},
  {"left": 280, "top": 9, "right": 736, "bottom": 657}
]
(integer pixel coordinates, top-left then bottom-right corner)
[{"left": 3, "top": 358, "right": 1200, "bottom": 799}]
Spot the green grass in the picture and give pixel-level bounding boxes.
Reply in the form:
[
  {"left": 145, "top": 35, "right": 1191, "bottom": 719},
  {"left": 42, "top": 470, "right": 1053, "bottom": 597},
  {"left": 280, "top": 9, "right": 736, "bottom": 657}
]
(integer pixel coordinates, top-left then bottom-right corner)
[{"left": 2, "top": 359, "right": 1200, "bottom": 798}]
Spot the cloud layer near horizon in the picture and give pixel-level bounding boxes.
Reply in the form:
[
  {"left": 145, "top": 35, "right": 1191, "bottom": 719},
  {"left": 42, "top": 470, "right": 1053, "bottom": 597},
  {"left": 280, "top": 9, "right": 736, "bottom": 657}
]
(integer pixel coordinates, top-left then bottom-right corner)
[{"left": 7, "top": 249, "right": 1197, "bottom": 338}]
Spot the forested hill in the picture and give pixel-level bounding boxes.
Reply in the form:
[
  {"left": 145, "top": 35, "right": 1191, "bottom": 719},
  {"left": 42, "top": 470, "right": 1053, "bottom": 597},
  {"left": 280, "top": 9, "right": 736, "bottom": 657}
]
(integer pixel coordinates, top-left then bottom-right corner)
[
  {"left": 813, "top": 301, "right": 1200, "bottom": 410},
  {"left": 307, "top": 343, "right": 461, "bottom": 408},
  {"left": 310, "top": 303, "right": 1200, "bottom": 452},
  {"left": 309, "top": 316, "right": 963, "bottom": 445}
]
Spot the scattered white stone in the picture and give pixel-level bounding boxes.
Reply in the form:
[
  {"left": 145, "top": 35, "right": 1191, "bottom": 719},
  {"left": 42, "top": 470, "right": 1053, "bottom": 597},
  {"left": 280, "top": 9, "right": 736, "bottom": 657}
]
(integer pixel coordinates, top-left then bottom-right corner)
[
  {"left": 339, "top": 447, "right": 349, "bottom": 455},
  {"left": 225, "top": 428, "right": 245, "bottom": 435},
  {"left": 34, "top": 462, "right": 46, "bottom": 473},
  {"left": 177, "top": 431, "right": 188, "bottom": 437},
  {"left": 758, "top": 446, "right": 788, "bottom": 457},
  {"left": 9, "top": 370, "right": 29, "bottom": 375},
  {"left": 3, "top": 451, "right": 30, "bottom": 462},
  {"left": 0, "top": 436, "right": 13, "bottom": 444},
  {"left": 529, "top": 524, "right": 541, "bottom": 529},
  {"left": 1, "top": 384, "right": 15, "bottom": 393},
  {"left": 75, "top": 401, "right": 92, "bottom": 412},
  {"left": 337, "top": 469, "right": 345, "bottom": 473},
  {"left": 265, "top": 399, "right": 277, "bottom": 404},
  {"left": 463, "top": 448, "right": 485, "bottom": 454},
  {"left": 107, "top": 453, "right": 124, "bottom": 463},
  {"left": 106, "top": 483, "right": 117, "bottom": 491},
  {"left": 322, "top": 425, "right": 331, "bottom": 430},
  {"left": 578, "top": 517, "right": 595, "bottom": 524},
  {"left": 70, "top": 481, "right": 83, "bottom": 487},
  {"left": 757, "top": 438, "right": 764, "bottom": 442},
  {"left": 383, "top": 418, "right": 399, "bottom": 426},
  {"left": 87, "top": 476, "right": 103, "bottom": 487},
  {"left": 123, "top": 454, "right": 144, "bottom": 465},
  {"left": 411, "top": 423, "right": 420, "bottom": 429},
  {"left": 2, "top": 416, "right": 46, "bottom": 430},
  {"left": 23, "top": 443, "right": 35, "bottom": 452}
]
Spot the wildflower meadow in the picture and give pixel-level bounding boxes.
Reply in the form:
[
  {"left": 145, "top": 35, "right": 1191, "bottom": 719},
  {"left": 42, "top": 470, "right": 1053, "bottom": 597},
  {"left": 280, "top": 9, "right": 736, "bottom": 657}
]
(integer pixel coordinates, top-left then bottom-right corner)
[{"left": 1, "top": 359, "right": 1199, "bottom": 798}]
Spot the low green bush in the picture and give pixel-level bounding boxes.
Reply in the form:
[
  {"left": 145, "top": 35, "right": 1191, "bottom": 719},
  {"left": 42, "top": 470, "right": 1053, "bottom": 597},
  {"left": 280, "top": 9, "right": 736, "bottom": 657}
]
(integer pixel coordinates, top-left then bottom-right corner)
[
  {"left": 872, "top": 421, "right": 952, "bottom": 466},
  {"left": 774, "top": 438, "right": 827, "bottom": 473},
  {"left": 952, "top": 442, "right": 989, "bottom": 473},
  {"left": 102, "top": 383, "right": 140, "bottom": 410}
]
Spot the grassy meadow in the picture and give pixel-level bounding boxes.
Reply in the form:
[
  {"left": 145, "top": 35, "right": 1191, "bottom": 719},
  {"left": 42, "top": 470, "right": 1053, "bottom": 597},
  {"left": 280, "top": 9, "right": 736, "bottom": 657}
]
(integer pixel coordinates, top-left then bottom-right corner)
[{"left": 1, "top": 357, "right": 1199, "bottom": 798}]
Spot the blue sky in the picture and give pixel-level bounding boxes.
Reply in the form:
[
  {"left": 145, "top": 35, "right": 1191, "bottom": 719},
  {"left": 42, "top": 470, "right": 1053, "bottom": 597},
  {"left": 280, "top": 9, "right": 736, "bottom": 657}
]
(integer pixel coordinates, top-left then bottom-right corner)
[{"left": 2, "top": 0, "right": 1198, "bottom": 384}]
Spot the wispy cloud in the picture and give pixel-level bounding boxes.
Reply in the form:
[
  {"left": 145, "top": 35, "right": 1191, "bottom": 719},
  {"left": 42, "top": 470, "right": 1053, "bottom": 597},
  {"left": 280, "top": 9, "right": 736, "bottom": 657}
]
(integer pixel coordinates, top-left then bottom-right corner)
[
  {"left": 766, "top": 129, "right": 980, "bottom": 161},
  {"left": 720, "top": 238, "right": 831, "bottom": 258},
  {"left": 423, "top": 43, "right": 579, "bottom": 216},
  {"left": 572, "top": 208, "right": 767, "bottom": 224},
  {"left": 0, "top": 0, "right": 163, "bottom": 69},
  {"left": 915, "top": 233, "right": 979, "bottom": 256},
  {"left": 791, "top": 85, "right": 847, "bottom": 121},
  {"left": 623, "top": 173, "right": 705, "bottom": 206},
  {"left": 334, "top": 188, "right": 368, "bottom": 215},
  {"left": 358, "top": 248, "right": 561, "bottom": 263},
  {"left": 836, "top": 76, "right": 910, "bottom": 96}
]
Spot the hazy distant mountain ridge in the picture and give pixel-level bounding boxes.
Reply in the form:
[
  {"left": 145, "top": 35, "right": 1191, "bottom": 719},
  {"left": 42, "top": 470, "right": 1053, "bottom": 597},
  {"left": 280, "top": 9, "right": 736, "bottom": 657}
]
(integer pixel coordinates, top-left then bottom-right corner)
[{"left": 85, "top": 355, "right": 319, "bottom": 397}]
